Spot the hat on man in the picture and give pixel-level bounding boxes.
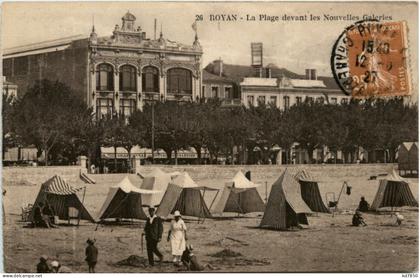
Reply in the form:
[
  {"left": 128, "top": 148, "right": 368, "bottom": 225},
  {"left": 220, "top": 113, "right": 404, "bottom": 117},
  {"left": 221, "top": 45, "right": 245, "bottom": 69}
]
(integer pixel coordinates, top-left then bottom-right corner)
[
  {"left": 40, "top": 255, "right": 48, "bottom": 262},
  {"left": 174, "top": 210, "right": 182, "bottom": 217},
  {"left": 51, "top": 261, "right": 59, "bottom": 268}
]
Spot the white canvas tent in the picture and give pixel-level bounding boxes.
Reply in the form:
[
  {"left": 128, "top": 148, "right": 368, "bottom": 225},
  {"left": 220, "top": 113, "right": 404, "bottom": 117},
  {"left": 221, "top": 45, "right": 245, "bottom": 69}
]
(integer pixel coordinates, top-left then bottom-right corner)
[
  {"left": 140, "top": 168, "right": 173, "bottom": 207},
  {"left": 260, "top": 169, "right": 312, "bottom": 230},
  {"left": 213, "top": 171, "right": 265, "bottom": 214},
  {"left": 97, "top": 176, "right": 160, "bottom": 221},
  {"left": 156, "top": 172, "right": 217, "bottom": 219}
]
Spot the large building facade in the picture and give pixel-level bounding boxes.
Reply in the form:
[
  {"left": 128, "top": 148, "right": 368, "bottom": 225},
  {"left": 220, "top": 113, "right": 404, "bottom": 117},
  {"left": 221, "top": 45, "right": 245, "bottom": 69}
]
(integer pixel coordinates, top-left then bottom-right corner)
[
  {"left": 3, "top": 12, "right": 203, "bottom": 118},
  {"left": 204, "top": 60, "right": 351, "bottom": 109}
]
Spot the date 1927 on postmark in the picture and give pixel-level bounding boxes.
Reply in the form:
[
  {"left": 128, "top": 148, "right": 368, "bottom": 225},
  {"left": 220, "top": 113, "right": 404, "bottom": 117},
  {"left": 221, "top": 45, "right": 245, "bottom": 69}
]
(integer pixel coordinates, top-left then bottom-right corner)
[{"left": 331, "top": 20, "right": 411, "bottom": 98}]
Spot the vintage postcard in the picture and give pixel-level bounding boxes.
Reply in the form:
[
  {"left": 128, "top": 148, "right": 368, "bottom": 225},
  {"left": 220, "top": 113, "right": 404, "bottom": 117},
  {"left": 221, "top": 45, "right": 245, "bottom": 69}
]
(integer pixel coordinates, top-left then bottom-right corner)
[{"left": 1, "top": 1, "right": 418, "bottom": 274}]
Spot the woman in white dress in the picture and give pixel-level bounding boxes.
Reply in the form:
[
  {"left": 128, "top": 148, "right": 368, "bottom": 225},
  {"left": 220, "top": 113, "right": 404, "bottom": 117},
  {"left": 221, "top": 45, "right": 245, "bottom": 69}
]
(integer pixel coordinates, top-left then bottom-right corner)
[{"left": 167, "top": 210, "right": 187, "bottom": 265}]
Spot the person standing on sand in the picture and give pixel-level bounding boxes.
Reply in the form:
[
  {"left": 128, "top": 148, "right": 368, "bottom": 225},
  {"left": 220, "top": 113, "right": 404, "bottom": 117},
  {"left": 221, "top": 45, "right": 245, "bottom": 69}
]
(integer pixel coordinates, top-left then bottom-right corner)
[
  {"left": 143, "top": 207, "right": 163, "bottom": 266},
  {"left": 85, "top": 238, "right": 98, "bottom": 273},
  {"left": 167, "top": 210, "right": 187, "bottom": 266}
]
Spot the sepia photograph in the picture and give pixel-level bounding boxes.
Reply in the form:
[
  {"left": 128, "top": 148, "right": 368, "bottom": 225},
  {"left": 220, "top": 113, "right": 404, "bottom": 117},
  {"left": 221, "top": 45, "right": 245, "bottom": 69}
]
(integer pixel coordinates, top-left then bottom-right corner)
[{"left": 1, "top": 1, "right": 418, "bottom": 274}]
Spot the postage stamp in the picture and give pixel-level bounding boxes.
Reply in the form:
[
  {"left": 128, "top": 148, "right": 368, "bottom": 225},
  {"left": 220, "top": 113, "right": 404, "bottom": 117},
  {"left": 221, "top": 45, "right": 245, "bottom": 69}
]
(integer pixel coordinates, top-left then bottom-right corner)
[{"left": 332, "top": 20, "right": 411, "bottom": 98}]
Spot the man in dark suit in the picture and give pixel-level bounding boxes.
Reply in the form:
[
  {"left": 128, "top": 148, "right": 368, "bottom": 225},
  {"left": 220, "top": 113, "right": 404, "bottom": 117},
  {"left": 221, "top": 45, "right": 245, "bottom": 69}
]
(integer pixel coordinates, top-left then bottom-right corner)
[{"left": 143, "top": 207, "right": 163, "bottom": 266}]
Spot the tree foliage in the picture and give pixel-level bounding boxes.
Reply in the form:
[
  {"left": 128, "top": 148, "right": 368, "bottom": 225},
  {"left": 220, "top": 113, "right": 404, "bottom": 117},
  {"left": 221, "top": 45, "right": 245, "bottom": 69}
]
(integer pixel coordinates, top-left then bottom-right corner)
[{"left": 6, "top": 79, "right": 418, "bottom": 166}]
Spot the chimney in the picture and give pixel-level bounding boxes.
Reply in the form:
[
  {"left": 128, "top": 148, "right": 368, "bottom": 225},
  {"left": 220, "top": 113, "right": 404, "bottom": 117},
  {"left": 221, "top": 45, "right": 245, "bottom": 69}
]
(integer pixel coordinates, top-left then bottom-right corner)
[
  {"left": 305, "top": 69, "right": 311, "bottom": 80},
  {"left": 254, "top": 67, "right": 262, "bottom": 78},
  {"left": 305, "top": 69, "right": 318, "bottom": 80},
  {"left": 265, "top": 68, "right": 272, "bottom": 78},
  {"left": 311, "top": 69, "right": 317, "bottom": 80},
  {"left": 214, "top": 58, "right": 223, "bottom": 77}
]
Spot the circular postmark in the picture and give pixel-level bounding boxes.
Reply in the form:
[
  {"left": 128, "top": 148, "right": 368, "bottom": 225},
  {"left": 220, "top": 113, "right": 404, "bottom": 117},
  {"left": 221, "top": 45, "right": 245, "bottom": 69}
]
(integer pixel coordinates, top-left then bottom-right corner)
[{"left": 331, "top": 19, "right": 411, "bottom": 98}]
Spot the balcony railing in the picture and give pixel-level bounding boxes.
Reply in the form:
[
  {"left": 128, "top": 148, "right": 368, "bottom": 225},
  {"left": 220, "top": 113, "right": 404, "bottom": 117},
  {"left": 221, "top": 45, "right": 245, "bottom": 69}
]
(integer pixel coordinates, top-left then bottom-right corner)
[{"left": 221, "top": 98, "right": 242, "bottom": 106}]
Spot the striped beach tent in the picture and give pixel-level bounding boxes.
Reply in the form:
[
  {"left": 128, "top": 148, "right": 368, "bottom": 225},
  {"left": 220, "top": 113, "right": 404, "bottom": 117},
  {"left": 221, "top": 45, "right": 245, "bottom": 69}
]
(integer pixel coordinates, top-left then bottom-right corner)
[
  {"left": 213, "top": 171, "right": 265, "bottom": 214},
  {"left": 371, "top": 169, "right": 418, "bottom": 210},
  {"left": 156, "top": 172, "right": 216, "bottom": 219},
  {"left": 98, "top": 176, "right": 161, "bottom": 221},
  {"left": 294, "top": 169, "right": 330, "bottom": 213},
  {"left": 30, "top": 175, "right": 94, "bottom": 222},
  {"left": 260, "top": 169, "right": 312, "bottom": 230}
]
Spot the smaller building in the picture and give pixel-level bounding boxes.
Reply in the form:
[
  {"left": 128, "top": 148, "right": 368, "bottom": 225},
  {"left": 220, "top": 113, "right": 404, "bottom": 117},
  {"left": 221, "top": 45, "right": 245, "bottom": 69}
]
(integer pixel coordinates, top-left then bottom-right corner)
[
  {"left": 202, "top": 59, "right": 240, "bottom": 105},
  {"left": 240, "top": 70, "right": 351, "bottom": 110}
]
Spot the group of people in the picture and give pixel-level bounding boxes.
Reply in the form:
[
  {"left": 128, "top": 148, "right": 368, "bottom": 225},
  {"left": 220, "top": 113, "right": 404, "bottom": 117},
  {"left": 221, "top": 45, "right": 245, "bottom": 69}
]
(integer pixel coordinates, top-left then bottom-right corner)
[
  {"left": 34, "top": 196, "right": 407, "bottom": 272},
  {"left": 37, "top": 238, "right": 98, "bottom": 273},
  {"left": 37, "top": 256, "right": 72, "bottom": 273},
  {"left": 33, "top": 201, "right": 57, "bottom": 228},
  {"left": 35, "top": 205, "right": 202, "bottom": 273},
  {"left": 352, "top": 197, "right": 405, "bottom": 227},
  {"left": 143, "top": 207, "right": 204, "bottom": 271}
]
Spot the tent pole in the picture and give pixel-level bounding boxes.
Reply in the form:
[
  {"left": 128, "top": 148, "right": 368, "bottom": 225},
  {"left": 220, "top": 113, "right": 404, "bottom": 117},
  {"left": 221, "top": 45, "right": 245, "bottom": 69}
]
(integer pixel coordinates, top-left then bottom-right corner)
[
  {"left": 208, "top": 189, "right": 220, "bottom": 212},
  {"left": 333, "top": 182, "right": 346, "bottom": 217},
  {"left": 77, "top": 186, "right": 87, "bottom": 227},
  {"left": 200, "top": 189, "right": 207, "bottom": 224},
  {"left": 233, "top": 191, "right": 245, "bottom": 216},
  {"left": 265, "top": 181, "right": 268, "bottom": 203}
]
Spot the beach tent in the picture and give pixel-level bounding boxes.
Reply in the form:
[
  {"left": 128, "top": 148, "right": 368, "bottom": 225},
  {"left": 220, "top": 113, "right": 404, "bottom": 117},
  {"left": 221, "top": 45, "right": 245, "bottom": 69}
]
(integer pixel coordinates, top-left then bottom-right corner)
[
  {"left": 30, "top": 175, "right": 94, "bottom": 223},
  {"left": 397, "top": 142, "right": 411, "bottom": 171},
  {"left": 398, "top": 142, "right": 418, "bottom": 174},
  {"left": 98, "top": 176, "right": 160, "bottom": 221},
  {"left": 408, "top": 142, "right": 418, "bottom": 172},
  {"left": 156, "top": 172, "right": 217, "bottom": 219},
  {"left": 260, "top": 169, "right": 312, "bottom": 230},
  {"left": 213, "top": 171, "right": 265, "bottom": 214},
  {"left": 371, "top": 169, "right": 418, "bottom": 210},
  {"left": 294, "top": 169, "right": 329, "bottom": 213},
  {"left": 140, "top": 168, "right": 172, "bottom": 207}
]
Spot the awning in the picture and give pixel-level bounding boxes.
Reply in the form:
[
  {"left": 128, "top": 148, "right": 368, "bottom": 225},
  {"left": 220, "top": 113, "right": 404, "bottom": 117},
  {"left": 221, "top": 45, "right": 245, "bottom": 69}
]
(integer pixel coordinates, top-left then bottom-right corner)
[{"left": 101, "top": 146, "right": 210, "bottom": 159}]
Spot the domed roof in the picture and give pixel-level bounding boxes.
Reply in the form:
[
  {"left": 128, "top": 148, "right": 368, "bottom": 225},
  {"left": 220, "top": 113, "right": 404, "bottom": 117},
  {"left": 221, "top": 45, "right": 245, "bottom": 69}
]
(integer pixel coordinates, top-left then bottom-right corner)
[{"left": 122, "top": 11, "right": 136, "bottom": 21}]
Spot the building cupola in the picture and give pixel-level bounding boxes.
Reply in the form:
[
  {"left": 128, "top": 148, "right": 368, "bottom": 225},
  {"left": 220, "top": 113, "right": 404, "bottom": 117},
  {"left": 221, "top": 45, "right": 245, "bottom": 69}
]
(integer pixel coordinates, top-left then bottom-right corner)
[{"left": 121, "top": 11, "right": 137, "bottom": 32}]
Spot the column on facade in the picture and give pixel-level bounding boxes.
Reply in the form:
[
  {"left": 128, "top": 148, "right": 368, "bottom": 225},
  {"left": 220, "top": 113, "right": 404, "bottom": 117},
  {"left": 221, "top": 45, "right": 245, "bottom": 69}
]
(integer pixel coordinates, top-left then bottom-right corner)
[
  {"left": 192, "top": 78, "right": 196, "bottom": 100},
  {"left": 90, "top": 68, "right": 96, "bottom": 113},
  {"left": 137, "top": 68, "right": 143, "bottom": 110},
  {"left": 276, "top": 148, "right": 283, "bottom": 165},
  {"left": 194, "top": 76, "right": 200, "bottom": 100},
  {"left": 279, "top": 95, "right": 283, "bottom": 110},
  {"left": 114, "top": 69, "right": 120, "bottom": 114},
  {"left": 159, "top": 72, "right": 165, "bottom": 100}
]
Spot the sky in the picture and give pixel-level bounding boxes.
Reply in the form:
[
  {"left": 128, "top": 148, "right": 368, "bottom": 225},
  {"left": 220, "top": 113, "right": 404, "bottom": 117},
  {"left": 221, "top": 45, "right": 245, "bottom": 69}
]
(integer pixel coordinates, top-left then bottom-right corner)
[{"left": 2, "top": 1, "right": 418, "bottom": 87}]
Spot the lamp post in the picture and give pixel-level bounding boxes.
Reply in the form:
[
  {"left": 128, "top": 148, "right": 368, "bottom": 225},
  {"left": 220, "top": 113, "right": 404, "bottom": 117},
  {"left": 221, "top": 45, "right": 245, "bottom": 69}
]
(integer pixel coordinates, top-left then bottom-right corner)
[{"left": 151, "top": 97, "right": 155, "bottom": 164}]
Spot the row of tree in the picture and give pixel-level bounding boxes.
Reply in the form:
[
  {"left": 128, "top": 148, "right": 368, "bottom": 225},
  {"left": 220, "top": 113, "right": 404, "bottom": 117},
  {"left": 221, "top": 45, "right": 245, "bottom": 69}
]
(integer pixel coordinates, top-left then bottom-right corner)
[{"left": 3, "top": 79, "right": 418, "bottom": 169}]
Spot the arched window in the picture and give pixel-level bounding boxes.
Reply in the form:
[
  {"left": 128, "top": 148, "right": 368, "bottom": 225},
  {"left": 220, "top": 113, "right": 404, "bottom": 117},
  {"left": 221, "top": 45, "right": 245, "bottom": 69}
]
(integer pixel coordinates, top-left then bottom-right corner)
[
  {"left": 142, "top": 66, "right": 159, "bottom": 93},
  {"left": 167, "top": 68, "right": 192, "bottom": 95},
  {"left": 119, "top": 65, "right": 137, "bottom": 91},
  {"left": 96, "top": 64, "right": 114, "bottom": 91}
]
